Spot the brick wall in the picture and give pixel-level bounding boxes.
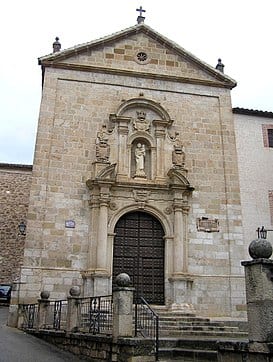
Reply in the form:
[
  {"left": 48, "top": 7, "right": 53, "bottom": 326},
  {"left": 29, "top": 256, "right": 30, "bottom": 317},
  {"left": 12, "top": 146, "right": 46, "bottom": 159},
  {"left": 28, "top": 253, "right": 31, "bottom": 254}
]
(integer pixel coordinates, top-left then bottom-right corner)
[{"left": 0, "top": 164, "right": 32, "bottom": 284}]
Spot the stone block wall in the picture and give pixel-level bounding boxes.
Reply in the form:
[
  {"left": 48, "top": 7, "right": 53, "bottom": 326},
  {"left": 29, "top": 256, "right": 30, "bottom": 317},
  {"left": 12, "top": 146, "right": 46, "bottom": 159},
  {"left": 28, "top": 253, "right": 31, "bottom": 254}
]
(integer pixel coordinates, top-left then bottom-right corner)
[
  {"left": 0, "top": 164, "right": 32, "bottom": 284},
  {"left": 16, "top": 28, "right": 245, "bottom": 317}
]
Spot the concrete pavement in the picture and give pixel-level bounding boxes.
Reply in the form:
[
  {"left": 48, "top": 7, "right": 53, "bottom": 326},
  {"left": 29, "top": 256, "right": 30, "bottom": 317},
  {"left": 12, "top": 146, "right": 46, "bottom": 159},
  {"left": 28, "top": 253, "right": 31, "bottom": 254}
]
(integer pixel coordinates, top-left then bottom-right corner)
[{"left": 0, "top": 306, "right": 84, "bottom": 362}]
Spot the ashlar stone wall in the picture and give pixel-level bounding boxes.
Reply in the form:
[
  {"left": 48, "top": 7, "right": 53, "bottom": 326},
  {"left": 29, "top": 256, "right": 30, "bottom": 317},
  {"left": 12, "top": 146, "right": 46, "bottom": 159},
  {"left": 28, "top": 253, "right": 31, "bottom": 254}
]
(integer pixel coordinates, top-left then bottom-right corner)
[
  {"left": 0, "top": 164, "right": 32, "bottom": 284},
  {"left": 18, "top": 25, "right": 245, "bottom": 317}
]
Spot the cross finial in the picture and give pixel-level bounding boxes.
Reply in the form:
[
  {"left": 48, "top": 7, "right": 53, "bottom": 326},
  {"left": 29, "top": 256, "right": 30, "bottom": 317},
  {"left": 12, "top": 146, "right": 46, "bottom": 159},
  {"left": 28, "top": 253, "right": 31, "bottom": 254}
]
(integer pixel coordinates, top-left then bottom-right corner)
[{"left": 136, "top": 6, "right": 146, "bottom": 24}]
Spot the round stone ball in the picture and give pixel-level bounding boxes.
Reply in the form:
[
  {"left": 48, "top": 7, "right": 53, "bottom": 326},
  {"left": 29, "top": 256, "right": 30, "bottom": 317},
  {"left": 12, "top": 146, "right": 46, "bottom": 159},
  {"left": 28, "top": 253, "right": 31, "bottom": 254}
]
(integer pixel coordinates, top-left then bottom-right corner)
[
  {"left": 40, "top": 291, "right": 50, "bottom": 300},
  {"left": 69, "top": 286, "right": 81, "bottom": 297},
  {"left": 249, "top": 238, "right": 273, "bottom": 259},
  {"left": 115, "top": 273, "right": 131, "bottom": 287}
]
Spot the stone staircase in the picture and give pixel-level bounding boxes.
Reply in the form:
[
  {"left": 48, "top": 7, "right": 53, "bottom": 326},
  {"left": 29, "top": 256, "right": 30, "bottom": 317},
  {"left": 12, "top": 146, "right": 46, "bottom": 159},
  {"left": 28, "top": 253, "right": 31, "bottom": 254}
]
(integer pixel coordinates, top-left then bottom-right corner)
[
  {"left": 150, "top": 307, "right": 248, "bottom": 361},
  {"left": 152, "top": 306, "right": 247, "bottom": 338},
  {"left": 158, "top": 337, "right": 219, "bottom": 361}
]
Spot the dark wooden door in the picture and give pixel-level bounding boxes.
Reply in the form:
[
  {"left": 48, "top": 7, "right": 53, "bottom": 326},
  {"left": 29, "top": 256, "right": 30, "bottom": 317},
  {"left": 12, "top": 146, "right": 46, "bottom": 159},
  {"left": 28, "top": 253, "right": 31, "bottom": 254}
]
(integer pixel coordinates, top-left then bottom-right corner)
[{"left": 113, "top": 211, "right": 165, "bottom": 304}]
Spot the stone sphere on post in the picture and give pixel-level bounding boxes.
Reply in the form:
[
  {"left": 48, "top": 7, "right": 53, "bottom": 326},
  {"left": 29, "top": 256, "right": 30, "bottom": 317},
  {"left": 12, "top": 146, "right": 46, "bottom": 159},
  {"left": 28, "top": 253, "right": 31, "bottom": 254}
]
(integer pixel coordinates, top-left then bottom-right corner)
[
  {"left": 69, "top": 286, "right": 81, "bottom": 297},
  {"left": 40, "top": 291, "right": 50, "bottom": 300},
  {"left": 248, "top": 238, "right": 273, "bottom": 259},
  {"left": 115, "top": 273, "right": 131, "bottom": 287}
]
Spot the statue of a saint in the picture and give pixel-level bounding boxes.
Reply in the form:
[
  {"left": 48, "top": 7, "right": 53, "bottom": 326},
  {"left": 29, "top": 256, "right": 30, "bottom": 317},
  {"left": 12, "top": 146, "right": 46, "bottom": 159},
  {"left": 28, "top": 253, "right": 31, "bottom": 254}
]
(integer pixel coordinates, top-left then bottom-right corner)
[
  {"left": 135, "top": 143, "right": 146, "bottom": 177},
  {"left": 96, "top": 124, "right": 110, "bottom": 163}
]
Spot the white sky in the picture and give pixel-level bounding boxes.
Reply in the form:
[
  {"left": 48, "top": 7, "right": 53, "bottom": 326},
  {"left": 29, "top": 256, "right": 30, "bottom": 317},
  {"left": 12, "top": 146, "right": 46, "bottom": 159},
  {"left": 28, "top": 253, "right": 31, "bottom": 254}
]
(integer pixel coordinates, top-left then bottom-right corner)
[{"left": 0, "top": 0, "right": 272, "bottom": 165}]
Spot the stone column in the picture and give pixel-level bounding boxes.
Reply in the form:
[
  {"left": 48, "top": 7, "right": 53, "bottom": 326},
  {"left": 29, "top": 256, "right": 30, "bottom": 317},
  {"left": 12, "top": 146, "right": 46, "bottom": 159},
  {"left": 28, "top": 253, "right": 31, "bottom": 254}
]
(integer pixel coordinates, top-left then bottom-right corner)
[
  {"left": 171, "top": 191, "right": 194, "bottom": 312},
  {"left": 92, "top": 185, "right": 111, "bottom": 296},
  {"left": 96, "top": 186, "right": 110, "bottom": 274},
  {"left": 241, "top": 238, "right": 273, "bottom": 342},
  {"left": 37, "top": 291, "right": 50, "bottom": 330},
  {"left": 218, "top": 238, "right": 273, "bottom": 361},
  {"left": 112, "top": 273, "right": 135, "bottom": 341},
  {"left": 66, "top": 286, "right": 81, "bottom": 334},
  {"left": 173, "top": 197, "right": 184, "bottom": 276}
]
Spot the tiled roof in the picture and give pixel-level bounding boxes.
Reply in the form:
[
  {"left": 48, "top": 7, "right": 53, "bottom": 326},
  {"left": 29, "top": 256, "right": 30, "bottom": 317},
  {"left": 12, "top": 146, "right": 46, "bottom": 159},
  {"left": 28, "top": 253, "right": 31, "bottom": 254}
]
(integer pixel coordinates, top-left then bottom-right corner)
[
  {"left": 0, "top": 163, "right": 33, "bottom": 171},
  {"left": 233, "top": 107, "right": 273, "bottom": 118}
]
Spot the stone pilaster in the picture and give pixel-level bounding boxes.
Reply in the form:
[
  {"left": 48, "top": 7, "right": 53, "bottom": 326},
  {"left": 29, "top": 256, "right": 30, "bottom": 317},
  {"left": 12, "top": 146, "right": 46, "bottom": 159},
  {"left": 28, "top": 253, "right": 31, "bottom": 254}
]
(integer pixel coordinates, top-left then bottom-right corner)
[
  {"left": 154, "top": 120, "right": 166, "bottom": 181},
  {"left": 116, "top": 117, "right": 130, "bottom": 180}
]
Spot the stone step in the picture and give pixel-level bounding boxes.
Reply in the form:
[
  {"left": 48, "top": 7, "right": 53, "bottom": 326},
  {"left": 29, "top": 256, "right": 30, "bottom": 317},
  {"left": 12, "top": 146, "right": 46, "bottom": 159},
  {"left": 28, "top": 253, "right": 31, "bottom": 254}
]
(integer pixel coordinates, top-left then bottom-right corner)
[
  {"left": 147, "top": 307, "right": 248, "bottom": 339},
  {"left": 158, "top": 338, "right": 218, "bottom": 361},
  {"left": 158, "top": 336, "right": 249, "bottom": 361},
  {"left": 159, "top": 347, "right": 218, "bottom": 361},
  {"left": 159, "top": 320, "right": 226, "bottom": 326},
  {"left": 158, "top": 316, "right": 211, "bottom": 323},
  {"left": 159, "top": 329, "right": 247, "bottom": 338},
  {"left": 161, "top": 324, "right": 238, "bottom": 331}
]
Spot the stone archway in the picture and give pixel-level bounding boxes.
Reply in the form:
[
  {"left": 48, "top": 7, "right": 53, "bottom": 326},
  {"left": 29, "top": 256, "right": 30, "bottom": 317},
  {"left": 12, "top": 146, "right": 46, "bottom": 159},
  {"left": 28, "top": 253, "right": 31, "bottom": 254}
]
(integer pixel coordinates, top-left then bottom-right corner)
[{"left": 112, "top": 211, "right": 165, "bottom": 304}]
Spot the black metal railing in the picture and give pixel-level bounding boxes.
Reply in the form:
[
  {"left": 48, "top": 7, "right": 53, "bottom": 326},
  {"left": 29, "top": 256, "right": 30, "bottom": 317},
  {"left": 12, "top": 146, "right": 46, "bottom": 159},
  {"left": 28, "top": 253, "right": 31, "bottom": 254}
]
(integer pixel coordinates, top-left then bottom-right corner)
[
  {"left": 135, "top": 297, "right": 159, "bottom": 361},
  {"left": 20, "top": 303, "right": 38, "bottom": 329},
  {"left": 77, "top": 295, "right": 112, "bottom": 334},
  {"left": 44, "top": 300, "right": 68, "bottom": 330}
]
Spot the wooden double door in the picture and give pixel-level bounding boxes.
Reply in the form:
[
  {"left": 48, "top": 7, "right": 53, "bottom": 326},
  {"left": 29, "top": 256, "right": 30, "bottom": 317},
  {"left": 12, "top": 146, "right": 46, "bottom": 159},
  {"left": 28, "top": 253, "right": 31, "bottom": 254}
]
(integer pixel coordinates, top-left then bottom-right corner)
[{"left": 113, "top": 211, "right": 165, "bottom": 304}]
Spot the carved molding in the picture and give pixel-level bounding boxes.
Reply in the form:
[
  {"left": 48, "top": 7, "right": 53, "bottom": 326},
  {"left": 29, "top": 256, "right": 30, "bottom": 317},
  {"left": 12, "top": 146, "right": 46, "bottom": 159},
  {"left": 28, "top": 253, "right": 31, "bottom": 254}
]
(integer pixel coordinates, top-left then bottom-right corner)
[
  {"left": 96, "top": 163, "right": 116, "bottom": 181},
  {"left": 164, "top": 206, "right": 173, "bottom": 215},
  {"left": 167, "top": 167, "right": 193, "bottom": 190},
  {"left": 133, "top": 111, "right": 150, "bottom": 132}
]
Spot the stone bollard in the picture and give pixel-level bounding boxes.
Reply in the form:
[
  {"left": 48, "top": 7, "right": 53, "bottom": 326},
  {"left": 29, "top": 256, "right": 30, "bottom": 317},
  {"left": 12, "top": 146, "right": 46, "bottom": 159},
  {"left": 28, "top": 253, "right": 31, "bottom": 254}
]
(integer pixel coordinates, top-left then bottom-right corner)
[
  {"left": 37, "top": 291, "right": 50, "bottom": 330},
  {"left": 241, "top": 238, "right": 273, "bottom": 342},
  {"left": 66, "top": 286, "right": 81, "bottom": 334},
  {"left": 112, "top": 273, "right": 135, "bottom": 341}
]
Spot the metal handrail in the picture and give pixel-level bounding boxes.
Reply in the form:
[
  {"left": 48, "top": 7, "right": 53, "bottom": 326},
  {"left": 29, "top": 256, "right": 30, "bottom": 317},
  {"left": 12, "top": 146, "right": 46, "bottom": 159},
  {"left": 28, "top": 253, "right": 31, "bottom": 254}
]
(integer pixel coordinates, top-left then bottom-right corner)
[{"left": 134, "top": 296, "right": 159, "bottom": 361}]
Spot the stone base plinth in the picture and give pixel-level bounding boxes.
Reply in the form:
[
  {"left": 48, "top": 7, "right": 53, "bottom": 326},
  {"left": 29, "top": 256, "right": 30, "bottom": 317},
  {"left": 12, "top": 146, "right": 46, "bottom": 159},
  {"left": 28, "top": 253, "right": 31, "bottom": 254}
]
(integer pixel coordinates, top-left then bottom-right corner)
[{"left": 218, "top": 340, "right": 273, "bottom": 361}]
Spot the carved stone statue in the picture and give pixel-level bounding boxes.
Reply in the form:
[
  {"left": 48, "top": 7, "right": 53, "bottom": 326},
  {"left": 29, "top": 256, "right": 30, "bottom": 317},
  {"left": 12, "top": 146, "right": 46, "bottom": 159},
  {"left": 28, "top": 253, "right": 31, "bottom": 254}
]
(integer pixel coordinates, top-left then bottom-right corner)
[
  {"left": 96, "top": 124, "right": 110, "bottom": 163},
  {"left": 134, "top": 143, "right": 146, "bottom": 177},
  {"left": 172, "top": 139, "right": 185, "bottom": 168}
]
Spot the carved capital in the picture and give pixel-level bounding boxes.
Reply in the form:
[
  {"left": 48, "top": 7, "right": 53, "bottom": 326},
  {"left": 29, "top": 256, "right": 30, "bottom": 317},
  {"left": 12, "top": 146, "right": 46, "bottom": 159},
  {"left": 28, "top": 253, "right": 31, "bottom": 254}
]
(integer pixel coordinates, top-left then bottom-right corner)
[{"left": 173, "top": 201, "right": 183, "bottom": 212}]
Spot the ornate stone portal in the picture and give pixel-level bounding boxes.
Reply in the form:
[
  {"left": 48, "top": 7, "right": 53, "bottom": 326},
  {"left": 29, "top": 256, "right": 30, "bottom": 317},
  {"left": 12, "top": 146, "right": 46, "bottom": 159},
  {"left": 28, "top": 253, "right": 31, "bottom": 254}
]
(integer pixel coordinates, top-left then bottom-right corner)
[{"left": 85, "top": 96, "right": 194, "bottom": 311}]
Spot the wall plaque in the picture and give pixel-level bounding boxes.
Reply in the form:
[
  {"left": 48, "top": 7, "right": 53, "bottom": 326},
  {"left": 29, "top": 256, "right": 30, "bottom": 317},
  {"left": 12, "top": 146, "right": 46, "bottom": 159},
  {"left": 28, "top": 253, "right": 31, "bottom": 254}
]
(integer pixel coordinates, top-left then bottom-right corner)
[
  {"left": 65, "top": 220, "right": 76, "bottom": 228},
  {"left": 197, "top": 217, "right": 219, "bottom": 232}
]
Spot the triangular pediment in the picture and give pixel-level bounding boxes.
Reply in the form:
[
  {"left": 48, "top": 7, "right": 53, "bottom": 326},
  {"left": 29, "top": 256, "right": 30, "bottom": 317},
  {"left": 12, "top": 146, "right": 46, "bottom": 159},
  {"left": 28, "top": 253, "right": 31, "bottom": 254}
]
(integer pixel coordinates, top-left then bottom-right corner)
[{"left": 39, "top": 24, "right": 236, "bottom": 89}]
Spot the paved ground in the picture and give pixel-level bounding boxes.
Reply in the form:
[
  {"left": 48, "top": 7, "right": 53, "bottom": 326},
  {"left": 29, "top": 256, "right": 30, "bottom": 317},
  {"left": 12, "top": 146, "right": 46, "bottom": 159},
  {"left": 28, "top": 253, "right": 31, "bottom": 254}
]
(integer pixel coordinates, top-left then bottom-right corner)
[{"left": 0, "top": 306, "right": 84, "bottom": 362}]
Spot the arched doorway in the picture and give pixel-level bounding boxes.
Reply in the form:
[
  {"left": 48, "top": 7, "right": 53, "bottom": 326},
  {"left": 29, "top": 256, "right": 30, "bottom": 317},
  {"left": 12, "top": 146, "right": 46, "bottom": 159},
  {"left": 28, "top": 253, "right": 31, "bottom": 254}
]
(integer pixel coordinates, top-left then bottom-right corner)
[{"left": 113, "top": 211, "right": 165, "bottom": 304}]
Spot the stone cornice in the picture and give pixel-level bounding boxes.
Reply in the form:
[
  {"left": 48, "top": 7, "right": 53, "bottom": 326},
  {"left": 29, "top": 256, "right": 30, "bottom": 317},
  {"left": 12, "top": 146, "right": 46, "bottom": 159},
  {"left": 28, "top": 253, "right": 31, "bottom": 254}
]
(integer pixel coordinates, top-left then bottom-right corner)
[{"left": 41, "top": 62, "right": 234, "bottom": 89}]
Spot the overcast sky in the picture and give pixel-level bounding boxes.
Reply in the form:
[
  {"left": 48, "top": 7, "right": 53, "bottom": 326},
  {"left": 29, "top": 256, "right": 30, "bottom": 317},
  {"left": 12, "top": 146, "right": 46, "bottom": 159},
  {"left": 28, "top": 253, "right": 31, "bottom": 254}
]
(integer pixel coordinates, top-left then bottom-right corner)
[{"left": 0, "top": 0, "right": 272, "bottom": 165}]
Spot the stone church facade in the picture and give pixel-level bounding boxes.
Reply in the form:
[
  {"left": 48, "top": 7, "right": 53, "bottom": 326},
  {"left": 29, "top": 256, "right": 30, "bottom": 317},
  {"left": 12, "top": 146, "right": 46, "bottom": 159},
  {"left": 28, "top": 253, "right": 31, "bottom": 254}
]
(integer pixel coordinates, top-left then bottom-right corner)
[{"left": 10, "top": 22, "right": 248, "bottom": 318}]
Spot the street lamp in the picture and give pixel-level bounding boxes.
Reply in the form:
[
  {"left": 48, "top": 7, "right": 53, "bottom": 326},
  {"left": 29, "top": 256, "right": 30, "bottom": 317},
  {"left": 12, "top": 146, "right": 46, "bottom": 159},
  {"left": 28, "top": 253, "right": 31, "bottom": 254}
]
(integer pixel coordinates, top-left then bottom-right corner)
[
  {"left": 257, "top": 226, "right": 273, "bottom": 239},
  {"left": 18, "top": 221, "right": 26, "bottom": 236}
]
